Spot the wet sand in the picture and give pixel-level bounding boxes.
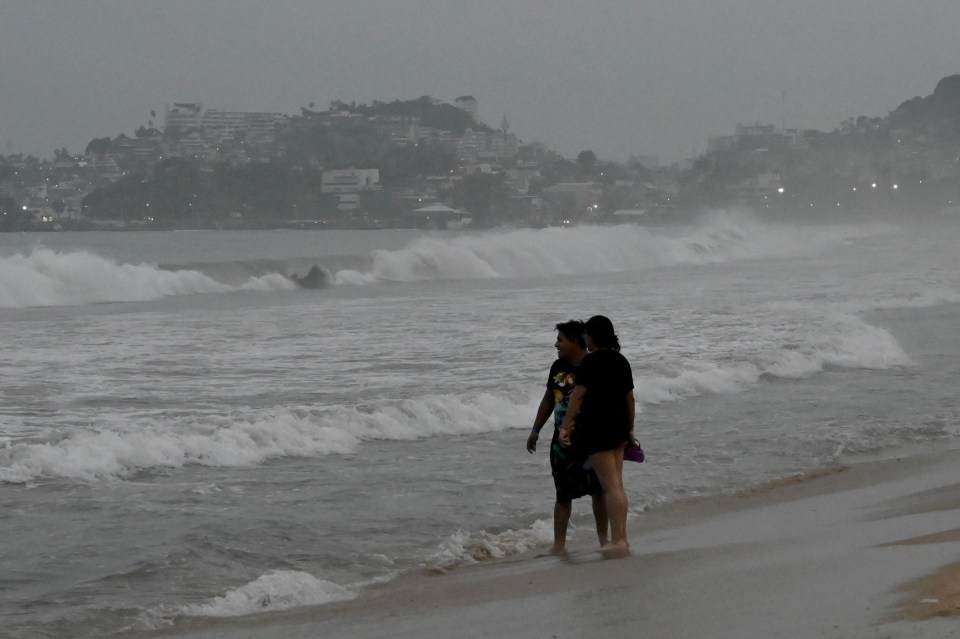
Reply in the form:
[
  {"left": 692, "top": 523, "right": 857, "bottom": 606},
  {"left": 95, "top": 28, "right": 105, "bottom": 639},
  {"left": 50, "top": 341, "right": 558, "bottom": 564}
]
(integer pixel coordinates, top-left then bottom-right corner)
[{"left": 141, "top": 448, "right": 960, "bottom": 639}]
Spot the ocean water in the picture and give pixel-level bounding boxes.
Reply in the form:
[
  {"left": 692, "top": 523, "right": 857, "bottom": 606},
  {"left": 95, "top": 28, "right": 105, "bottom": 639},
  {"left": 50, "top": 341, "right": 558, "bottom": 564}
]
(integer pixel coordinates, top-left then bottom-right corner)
[{"left": 2, "top": 210, "right": 959, "bottom": 637}]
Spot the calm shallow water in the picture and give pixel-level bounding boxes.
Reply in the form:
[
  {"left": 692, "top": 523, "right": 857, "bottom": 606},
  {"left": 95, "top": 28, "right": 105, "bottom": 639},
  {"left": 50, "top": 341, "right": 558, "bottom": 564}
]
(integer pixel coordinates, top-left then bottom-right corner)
[{"left": 1, "top": 211, "right": 959, "bottom": 637}]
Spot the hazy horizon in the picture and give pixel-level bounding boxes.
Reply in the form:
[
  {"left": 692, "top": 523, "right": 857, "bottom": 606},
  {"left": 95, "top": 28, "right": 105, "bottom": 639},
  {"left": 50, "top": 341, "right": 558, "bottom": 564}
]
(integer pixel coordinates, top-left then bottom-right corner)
[{"left": 2, "top": 1, "right": 958, "bottom": 163}]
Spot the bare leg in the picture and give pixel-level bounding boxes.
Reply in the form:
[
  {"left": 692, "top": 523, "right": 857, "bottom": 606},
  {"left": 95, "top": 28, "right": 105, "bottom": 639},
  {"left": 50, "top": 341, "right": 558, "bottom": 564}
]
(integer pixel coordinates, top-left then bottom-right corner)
[
  {"left": 590, "top": 445, "right": 629, "bottom": 557},
  {"left": 552, "top": 500, "right": 572, "bottom": 554},
  {"left": 591, "top": 494, "right": 609, "bottom": 546}
]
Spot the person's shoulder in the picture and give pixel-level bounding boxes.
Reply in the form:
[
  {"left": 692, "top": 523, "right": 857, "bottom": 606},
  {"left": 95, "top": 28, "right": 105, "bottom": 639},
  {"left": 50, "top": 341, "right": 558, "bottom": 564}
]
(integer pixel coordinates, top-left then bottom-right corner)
[
  {"left": 578, "top": 351, "right": 600, "bottom": 373},
  {"left": 590, "top": 349, "right": 618, "bottom": 362},
  {"left": 548, "top": 358, "right": 568, "bottom": 377}
]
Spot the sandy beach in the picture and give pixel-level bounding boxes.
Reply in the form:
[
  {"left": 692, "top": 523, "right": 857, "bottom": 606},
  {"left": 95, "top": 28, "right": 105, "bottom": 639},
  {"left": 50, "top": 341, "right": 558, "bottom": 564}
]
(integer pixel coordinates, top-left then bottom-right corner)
[{"left": 137, "top": 447, "right": 960, "bottom": 639}]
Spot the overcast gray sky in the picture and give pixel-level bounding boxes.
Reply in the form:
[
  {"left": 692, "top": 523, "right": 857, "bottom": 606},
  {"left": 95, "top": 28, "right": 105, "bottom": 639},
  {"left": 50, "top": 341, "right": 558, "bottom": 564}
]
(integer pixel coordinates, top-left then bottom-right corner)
[{"left": 2, "top": 1, "right": 958, "bottom": 163}]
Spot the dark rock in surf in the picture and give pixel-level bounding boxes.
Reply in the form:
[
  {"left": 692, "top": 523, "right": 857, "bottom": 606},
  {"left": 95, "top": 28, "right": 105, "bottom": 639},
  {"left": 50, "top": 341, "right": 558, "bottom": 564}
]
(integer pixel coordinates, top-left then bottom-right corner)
[{"left": 289, "top": 265, "right": 328, "bottom": 289}]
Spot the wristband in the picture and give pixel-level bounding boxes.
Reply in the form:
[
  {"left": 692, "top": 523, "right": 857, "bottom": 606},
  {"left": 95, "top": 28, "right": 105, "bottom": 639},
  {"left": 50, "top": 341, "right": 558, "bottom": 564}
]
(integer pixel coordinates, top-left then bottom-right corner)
[{"left": 531, "top": 427, "right": 541, "bottom": 434}]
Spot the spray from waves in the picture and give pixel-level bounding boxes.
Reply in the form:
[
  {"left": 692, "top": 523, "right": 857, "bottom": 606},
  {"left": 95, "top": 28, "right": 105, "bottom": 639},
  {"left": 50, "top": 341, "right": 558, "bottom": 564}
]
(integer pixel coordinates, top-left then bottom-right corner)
[
  {"left": 0, "top": 249, "right": 296, "bottom": 309},
  {"left": 332, "top": 210, "right": 897, "bottom": 285},
  {"left": 633, "top": 308, "right": 912, "bottom": 406},
  {"left": 0, "top": 392, "right": 536, "bottom": 483}
]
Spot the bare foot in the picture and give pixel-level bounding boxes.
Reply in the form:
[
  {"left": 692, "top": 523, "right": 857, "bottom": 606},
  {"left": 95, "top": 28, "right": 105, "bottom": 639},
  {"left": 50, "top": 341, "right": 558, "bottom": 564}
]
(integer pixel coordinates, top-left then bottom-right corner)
[
  {"left": 600, "top": 541, "right": 630, "bottom": 559},
  {"left": 549, "top": 544, "right": 567, "bottom": 556},
  {"left": 598, "top": 537, "right": 610, "bottom": 547}
]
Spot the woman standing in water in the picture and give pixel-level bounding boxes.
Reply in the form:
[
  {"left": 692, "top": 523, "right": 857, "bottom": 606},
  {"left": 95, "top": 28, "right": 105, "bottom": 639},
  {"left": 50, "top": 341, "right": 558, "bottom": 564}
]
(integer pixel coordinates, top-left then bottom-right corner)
[{"left": 559, "top": 315, "right": 634, "bottom": 557}]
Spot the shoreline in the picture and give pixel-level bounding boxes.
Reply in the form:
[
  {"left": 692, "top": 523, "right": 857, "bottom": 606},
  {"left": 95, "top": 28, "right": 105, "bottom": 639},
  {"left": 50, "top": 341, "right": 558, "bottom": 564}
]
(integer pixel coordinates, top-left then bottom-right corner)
[{"left": 138, "top": 447, "right": 960, "bottom": 639}]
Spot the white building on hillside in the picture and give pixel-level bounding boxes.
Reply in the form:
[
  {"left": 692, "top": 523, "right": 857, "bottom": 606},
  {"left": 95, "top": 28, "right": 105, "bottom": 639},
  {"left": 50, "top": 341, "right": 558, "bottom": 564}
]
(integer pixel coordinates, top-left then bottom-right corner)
[
  {"left": 321, "top": 169, "right": 381, "bottom": 194},
  {"left": 165, "top": 103, "right": 203, "bottom": 132}
]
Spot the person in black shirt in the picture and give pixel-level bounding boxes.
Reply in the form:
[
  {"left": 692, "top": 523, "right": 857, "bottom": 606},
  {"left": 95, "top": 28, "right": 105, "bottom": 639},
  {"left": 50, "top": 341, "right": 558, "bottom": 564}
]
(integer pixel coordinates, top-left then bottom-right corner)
[
  {"left": 559, "top": 315, "right": 634, "bottom": 558},
  {"left": 526, "top": 321, "right": 607, "bottom": 554}
]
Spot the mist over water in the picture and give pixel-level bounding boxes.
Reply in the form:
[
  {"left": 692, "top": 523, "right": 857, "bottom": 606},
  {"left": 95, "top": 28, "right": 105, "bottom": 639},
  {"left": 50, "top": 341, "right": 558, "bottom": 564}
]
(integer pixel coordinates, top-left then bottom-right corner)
[{"left": 2, "top": 212, "right": 960, "bottom": 636}]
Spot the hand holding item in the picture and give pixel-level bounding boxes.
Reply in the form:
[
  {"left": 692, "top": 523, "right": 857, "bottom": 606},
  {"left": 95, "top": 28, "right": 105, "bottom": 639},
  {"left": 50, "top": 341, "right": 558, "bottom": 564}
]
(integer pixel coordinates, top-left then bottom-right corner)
[
  {"left": 623, "top": 438, "right": 645, "bottom": 463},
  {"left": 558, "top": 426, "right": 571, "bottom": 447}
]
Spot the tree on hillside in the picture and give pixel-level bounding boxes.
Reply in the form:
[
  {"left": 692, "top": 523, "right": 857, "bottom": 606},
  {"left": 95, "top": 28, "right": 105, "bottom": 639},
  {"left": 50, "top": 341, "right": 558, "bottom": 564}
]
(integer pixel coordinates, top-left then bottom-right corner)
[
  {"left": 576, "top": 150, "right": 598, "bottom": 175},
  {"left": 889, "top": 74, "right": 960, "bottom": 141},
  {"left": 0, "top": 193, "right": 31, "bottom": 231},
  {"left": 283, "top": 121, "right": 394, "bottom": 169},
  {"left": 452, "top": 173, "right": 511, "bottom": 222},
  {"left": 85, "top": 137, "right": 112, "bottom": 156},
  {"left": 81, "top": 174, "right": 148, "bottom": 221},
  {"left": 380, "top": 142, "right": 457, "bottom": 184},
  {"left": 211, "top": 161, "right": 296, "bottom": 219},
  {"left": 150, "top": 158, "right": 208, "bottom": 221}
]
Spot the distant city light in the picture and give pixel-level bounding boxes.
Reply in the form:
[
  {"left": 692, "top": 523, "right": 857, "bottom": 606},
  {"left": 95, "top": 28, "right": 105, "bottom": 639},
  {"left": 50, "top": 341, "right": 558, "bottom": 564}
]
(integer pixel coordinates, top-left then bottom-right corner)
[
  {"left": 893, "top": 184, "right": 899, "bottom": 190},
  {"left": 871, "top": 183, "right": 877, "bottom": 188},
  {"left": 777, "top": 187, "right": 785, "bottom": 193}
]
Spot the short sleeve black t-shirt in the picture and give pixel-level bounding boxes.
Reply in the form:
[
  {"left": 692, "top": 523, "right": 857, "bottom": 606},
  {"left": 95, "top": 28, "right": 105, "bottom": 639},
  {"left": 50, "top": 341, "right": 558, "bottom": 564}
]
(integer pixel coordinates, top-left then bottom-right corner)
[{"left": 575, "top": 349, "right": 634, "bottom": 433}]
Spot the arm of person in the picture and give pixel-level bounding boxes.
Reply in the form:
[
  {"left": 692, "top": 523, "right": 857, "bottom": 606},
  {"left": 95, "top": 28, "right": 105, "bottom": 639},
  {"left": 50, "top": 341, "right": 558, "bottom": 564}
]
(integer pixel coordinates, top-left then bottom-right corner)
[
  {"left": 626, "top": 389, "right": 636, "bottom": 441},
  {"left": 558, "top": 385, "right": 585, "bottom": 447},
  {"left": 526, "top": 388, "right": 555, "bottom": 453}
]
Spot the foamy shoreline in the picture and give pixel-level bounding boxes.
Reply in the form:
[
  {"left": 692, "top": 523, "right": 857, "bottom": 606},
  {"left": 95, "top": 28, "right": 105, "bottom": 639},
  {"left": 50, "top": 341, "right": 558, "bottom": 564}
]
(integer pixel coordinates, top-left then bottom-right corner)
[{"left": 139, "top": 447, "right": 960, "bottom": 639}]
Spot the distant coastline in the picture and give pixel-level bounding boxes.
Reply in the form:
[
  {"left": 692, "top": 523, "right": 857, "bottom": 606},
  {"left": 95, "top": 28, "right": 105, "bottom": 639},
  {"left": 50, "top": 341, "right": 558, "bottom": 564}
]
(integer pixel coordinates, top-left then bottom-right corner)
[{"left": 3, "top": 75, "right": 960, "bottom": 232}]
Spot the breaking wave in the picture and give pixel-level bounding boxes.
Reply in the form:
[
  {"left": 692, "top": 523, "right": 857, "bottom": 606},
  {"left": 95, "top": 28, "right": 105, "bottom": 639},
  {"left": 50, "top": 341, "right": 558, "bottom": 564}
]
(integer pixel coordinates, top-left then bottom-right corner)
[
  {"left": 426, "top": 519, "right": 555, "bottom": 570},
  {"left": 0, "top": 306, "right": 912, "bottom": 484},
  {"left": 0, "top": 212, "right": 901, "bottom": 306},
  {"left": 0, "top": 249, "right": 296, "bottom": 309},
  {"left": 635, "top": 308, "right": 912, "bottom": 405},
  {"left": 174, "top": 570, "right": 356, "bottom": 618},
  {"left": 333, "top": 211, "right": 896, "bottom": 284},
  {"left": 0, "top": 392, "right": 535, "bottom": 483}
]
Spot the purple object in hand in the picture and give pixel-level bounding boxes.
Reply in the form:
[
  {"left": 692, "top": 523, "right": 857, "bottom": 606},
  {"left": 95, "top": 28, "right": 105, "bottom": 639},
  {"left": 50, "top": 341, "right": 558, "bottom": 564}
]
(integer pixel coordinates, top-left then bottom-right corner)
[{"left": 624, "top": 440, "right": 645, "bottom": 463}]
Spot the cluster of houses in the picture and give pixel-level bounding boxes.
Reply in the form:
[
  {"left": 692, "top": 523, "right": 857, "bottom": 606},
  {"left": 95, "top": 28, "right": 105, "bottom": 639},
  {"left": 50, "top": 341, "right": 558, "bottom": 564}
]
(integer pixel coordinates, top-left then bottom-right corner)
[
  {"left": 1, "top": 94, "right": 686, "bottom": 228},
  {"left": 1, "top": 96, "right": 531, "bottom": 226}
]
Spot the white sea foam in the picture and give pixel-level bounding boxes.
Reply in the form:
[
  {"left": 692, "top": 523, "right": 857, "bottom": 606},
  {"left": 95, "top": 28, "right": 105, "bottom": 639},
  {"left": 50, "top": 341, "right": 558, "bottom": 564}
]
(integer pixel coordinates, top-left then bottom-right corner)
[
  {"left": 0, "top": 392, "right": 537, "bottom": 482},
  {"left": 177, "top": 570, "right": 355, "bottom": 618},
  {"left": 845, "top": 285, "right": 960, "bottom": 313},
  {"left": 0, "top": 249, "right": 295, "bottom": 308},
  {"left": 634, "top": 309, "right": 912, "bottom": 405},
  {"left": 332, "top": 211, "right": 895, "bottom": 285},
  {"left": 0, "top": 304, "right": 914, "bottom": 484},
  {"left": 426, "top": 519, "right": 555, "bottom": 569}
]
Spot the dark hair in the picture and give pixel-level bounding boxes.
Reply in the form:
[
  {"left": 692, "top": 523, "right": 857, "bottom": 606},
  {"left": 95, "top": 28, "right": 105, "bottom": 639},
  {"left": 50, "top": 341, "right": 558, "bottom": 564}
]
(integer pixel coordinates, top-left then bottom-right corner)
[
  {"left": 584, "top": 315, "right": 620, "bottom": 351},
  {"left": 555, "top": 320, "right": 586, "bottom": 349}
]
